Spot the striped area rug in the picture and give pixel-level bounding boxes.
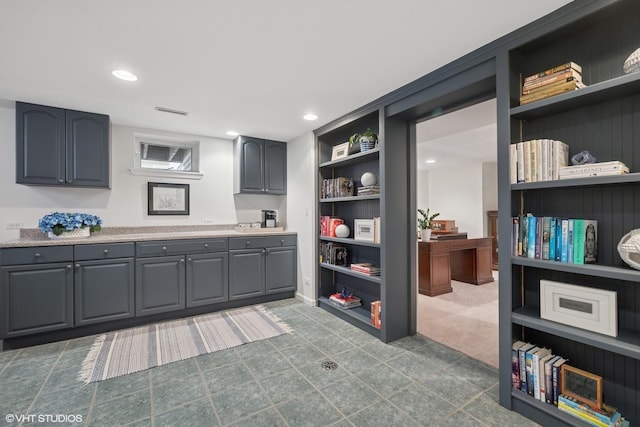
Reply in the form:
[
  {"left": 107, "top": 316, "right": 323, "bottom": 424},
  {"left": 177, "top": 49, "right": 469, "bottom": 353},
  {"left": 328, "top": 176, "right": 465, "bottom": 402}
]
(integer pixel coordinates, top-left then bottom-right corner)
[{"left": 79, "top": 304, "right": 292, "bottom": 384}]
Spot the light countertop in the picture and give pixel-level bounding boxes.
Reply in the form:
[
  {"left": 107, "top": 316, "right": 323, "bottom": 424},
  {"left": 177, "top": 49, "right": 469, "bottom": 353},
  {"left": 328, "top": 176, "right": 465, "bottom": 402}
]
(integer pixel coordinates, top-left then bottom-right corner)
[{"left": 0, "top": 226, "right": 296, "bottom": 248}]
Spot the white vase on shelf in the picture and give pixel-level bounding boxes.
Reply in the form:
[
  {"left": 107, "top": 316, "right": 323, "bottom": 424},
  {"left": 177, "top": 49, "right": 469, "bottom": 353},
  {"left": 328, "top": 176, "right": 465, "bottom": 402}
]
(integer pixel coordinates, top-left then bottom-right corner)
[{"left": 47, "top": 227, "right": 90, "bottom": 240}]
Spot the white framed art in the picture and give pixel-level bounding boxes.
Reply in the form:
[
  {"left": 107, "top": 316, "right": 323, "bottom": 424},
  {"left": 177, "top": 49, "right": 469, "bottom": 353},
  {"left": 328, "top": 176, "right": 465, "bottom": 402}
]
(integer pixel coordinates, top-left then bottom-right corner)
[
  {"left": 540, "top": 280, "right": 617, "bottom": 337},
  {"left": 354, "top": 219, "right": 375, "bottom": 241},
  {"left": 331, "top": 142, "right": 349, "bottom": 161}
]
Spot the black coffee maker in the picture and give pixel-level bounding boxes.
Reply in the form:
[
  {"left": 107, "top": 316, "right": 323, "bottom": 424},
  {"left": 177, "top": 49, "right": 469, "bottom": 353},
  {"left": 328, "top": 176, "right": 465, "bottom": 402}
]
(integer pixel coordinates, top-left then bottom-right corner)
[{"left": 261, "top": 210, "right": 277, "bottom": 228}]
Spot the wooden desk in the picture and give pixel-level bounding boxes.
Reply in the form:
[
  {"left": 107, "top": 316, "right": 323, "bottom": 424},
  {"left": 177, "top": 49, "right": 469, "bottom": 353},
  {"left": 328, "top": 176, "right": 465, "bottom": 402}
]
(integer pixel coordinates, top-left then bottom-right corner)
[{"left": 418, "top": 238, "right": 494, "bottom": 296}]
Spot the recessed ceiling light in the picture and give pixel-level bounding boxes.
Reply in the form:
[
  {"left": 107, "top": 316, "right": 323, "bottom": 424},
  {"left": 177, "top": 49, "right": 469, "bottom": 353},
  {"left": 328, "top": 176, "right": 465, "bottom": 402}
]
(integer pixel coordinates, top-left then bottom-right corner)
[
  {"left": 226, "top": 131, "right": 239, "bottom": 137},
  {"left": 426, "top": 159, "right": 436, "bottom": 164},
  {"left": 112, "top": 69, "right": 138, "bottom": 81},
  {"left": 303, "top": 113, "right": 318, "bottom": 121}
]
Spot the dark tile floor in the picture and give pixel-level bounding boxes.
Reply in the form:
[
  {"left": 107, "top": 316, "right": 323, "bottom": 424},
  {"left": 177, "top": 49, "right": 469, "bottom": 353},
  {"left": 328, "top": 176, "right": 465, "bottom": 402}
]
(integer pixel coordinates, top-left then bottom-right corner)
[{"left": 0, "top": 299, "right": 538, "bottom": 426}]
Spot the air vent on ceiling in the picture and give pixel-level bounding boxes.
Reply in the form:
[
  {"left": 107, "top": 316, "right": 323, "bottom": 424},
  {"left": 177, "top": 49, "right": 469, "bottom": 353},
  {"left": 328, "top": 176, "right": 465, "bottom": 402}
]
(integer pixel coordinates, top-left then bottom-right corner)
[{"left": 155, "top": 106, "right": 188, "bottom": 116}]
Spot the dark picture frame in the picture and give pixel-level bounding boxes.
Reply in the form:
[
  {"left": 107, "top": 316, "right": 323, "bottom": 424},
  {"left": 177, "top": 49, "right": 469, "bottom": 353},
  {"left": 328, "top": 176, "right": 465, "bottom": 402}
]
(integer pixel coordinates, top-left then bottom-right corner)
[{"left": 148, "top": 182, "right": 190, "bottom": 215}]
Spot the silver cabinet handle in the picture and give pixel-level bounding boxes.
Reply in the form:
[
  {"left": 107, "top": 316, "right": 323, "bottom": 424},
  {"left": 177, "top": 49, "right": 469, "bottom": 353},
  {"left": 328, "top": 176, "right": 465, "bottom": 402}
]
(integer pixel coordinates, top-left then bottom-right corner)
[
  {"left": 103, "top": 249, "right": 109, "bottom": 254},
  {"left": 34, "top": 252, "right": 41, "bottom": 258},
  {"left": 66, "top": 265, "right": 72, "bottom": 270},
  {"left": 180, "top": 258, "right": 185, "bottom": 263},
  {"left": 187, "top": 258, "right": 192, "bottom": 262},
  {"left": 246, "top": 241, "right": 250, "bottom": 246},
  {"left": 58, "top": 178, "right": 64, "bottom": 183},
  {"left": 280, "top": 239, "right": 284, "bottom": 244},
  {"left": 204, "top": 243, "right": 209, "bottom": 248},
  {"left": 162, "top": 246, "right": 167, "bottom": 251},
  {"left": 75, "top": 263, "right": 80, "bottom": 268}
]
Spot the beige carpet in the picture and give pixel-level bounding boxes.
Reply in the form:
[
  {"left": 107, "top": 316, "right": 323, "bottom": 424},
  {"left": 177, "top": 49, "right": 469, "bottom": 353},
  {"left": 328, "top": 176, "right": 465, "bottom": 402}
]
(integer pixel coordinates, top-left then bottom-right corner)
[
  {"left": 417, "top": 271, "right": 499, "bottom": 368},
  {"left": 80, "top": 304, "right": 292, "bottom": 383}
]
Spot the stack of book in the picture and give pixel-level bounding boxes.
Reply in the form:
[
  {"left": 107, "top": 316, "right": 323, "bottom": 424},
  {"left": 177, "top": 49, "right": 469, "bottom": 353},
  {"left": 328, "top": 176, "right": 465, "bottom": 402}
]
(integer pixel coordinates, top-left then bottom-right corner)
[
  {"left": 371, "top": 300, "right": 381, "bottom": 329},
  {"left": 520, "top": 62, "right": 586, "bottom": 105},
  {"left": 558, "top": 395, "right": 628, "bottom": 427},
  {"left": 320, "top": 242, "right": 348, "bottom": 266},
  {"left": 559, "top": 161, "right": 629, "bottom": 180},
  {"left": 511, "top": 215, "right": 597, "bottom": 264},
  {"left": 329, "top": 292, "right": 362, "bottom": 309},
  {"left": 350, "top": 262, "right": 380, "bottom": 276},
  {"left": 319, "top": 216, "right": 345, "bottom": 237},
  {"left": 357, "top": 185, "right": 380, "bottom": 196},
  {"left": 509, "top": 139, "right": 569, "bottom": 184}
]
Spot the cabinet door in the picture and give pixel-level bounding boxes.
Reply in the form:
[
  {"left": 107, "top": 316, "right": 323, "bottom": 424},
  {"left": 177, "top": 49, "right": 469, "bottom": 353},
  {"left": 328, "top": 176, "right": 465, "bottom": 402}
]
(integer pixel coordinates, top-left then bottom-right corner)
[
  {"left": 240, "top": 137, "right": 265, "bottom": 193},
  {"left": 15, "top": 102, "right": 66, "bottom": 186},
  {"left": 135, "top": 256, "right": 186, "bottom": 316},
  {"left": 66, "top": 110, "right": 110, "bottom": 188},
  {"left": 265, "top": 246, "right": 296, "bottom": 294},
  {"left": 74, "top": 258, "right": 134, "bottom": 326},
  {"left": 264, "top": 140, "right": 286, "bottom": 194},
  {"left": 1, "top": 262, "right": 73, "bottom": 338},
  {"left": 186, "top": 252, "right": 228, "bottom": 308},
  {"left": 229, "top": 249, "right": 265, "bottom": 300}
]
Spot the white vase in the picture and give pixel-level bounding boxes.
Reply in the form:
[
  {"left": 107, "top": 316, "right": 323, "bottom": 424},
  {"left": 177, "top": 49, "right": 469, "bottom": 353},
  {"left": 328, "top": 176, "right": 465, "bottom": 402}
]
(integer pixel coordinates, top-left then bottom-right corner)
[
  {"left": 420, "top": 229, "right": 432, "bottom": 241},
  {"left": 48, "top": 227, "right": 90, "bottom": 240}
]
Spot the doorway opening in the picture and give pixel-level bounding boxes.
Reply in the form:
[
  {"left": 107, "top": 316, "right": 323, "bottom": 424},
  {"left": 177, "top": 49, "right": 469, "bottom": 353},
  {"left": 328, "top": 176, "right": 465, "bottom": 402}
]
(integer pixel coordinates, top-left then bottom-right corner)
[{"left": 414, "top": 98, "right": 499, "bottom": 368}]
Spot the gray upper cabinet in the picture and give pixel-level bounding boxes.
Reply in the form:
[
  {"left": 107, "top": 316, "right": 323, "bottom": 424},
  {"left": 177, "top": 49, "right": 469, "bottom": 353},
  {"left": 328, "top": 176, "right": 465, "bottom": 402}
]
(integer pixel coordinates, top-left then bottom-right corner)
[
  {"left": 16, "top": 102, "right": 110, "bottom": 188},
  {"left": 233, "top": 136, "right": 286, "bottom": 194}
]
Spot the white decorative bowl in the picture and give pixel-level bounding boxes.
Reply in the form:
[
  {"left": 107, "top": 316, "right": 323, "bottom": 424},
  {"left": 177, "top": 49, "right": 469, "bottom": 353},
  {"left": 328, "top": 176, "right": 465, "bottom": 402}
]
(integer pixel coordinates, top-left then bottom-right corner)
[
  {"left": 360, "top": 172, "right": 377, "bottom": 187},
  {"left": 48, "top": 227, "right": 90, "bottom": 240},
  {"left": 623, "top": 47, "right": 640, "bottom": 74},
  {"left": 335, "top": 224, "right": 350, "bottom": 238},
  {"left": 617, "top": 228, "right": 640, "bottom": 270}
]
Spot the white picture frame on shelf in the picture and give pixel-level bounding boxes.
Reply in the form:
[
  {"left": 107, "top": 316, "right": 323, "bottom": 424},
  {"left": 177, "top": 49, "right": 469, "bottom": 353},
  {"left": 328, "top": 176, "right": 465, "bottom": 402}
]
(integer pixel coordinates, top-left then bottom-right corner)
[
  {"left": 331, "top": 142, "right": 349, "bottom": 161},
  {"left": 540, "top": 280, "right": 617, "bottom": 337},
  {"left": 354, "top": 219, "right": 375, "bottom": 241}
]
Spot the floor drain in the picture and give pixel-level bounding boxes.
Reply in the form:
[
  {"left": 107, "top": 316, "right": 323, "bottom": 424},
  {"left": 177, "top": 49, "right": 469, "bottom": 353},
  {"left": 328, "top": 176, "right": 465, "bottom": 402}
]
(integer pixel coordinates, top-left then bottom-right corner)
[{"left": 321, "top": 360, "right": 338, "bottom": 370}]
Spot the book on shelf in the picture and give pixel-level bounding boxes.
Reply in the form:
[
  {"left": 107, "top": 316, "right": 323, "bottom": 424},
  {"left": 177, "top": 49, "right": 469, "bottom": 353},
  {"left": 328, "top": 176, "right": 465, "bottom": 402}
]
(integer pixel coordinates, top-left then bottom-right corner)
[
  {"left": 523, "top": 61, "right": 582, "bottom": 83},
  {"left": 548, "top": 217, "right": 557, "bottom": 261},
  {"left": 534, "top": 216, "right": 543, "bottom": 260},
  {"left": 527, "top": 215, "right": 537, "bottom": 259},
  {"left": 538, "top": 352, "right": 555, "bottom": 401},
  {"left": 525, "top": 345, "right": 540, "bottom": 396},
  {"left": 522, "top": 72, "right": 583, "bottom": 94},
  {"left": 558, "top": 400, "right": 628, "bottom": 427},
  {"left": 511, "top": 139, "right": 568, "bottom": 183},
  {"left": 329, "top": 292, "right": 362, "bottom": 309},
  {"left": 329, "top": 218, "right": 344, "bottom": 237},
  {"left": 518, "top": 343, "right": 536, "bottom": 392},
  {"left": 320, "top": 242, "right": 348, "bottom": 266},
  {"left": 520, "top": 79, "right": 586, "bottom": 105},
  {"left": 356, "top": 185, "right": 380, "bottom": 195},
  {"left": 512, "top": 340, "right": 527, "bottom": 390},
  {"left": 350, "top": 262, "right": 380, "bottom": 276},
  {"left": 558, "top": 395, "right": 621, "bottom": 426},
  {"left": 544, "top": 355, "right": 561, "bottom": 403},
  {"left": 370, "top": 300, "right": 381, "bottom": 329},
  {"left": 373, "top": 216, "right": 381, "bottom": 243},
  {"left": 522, "top": 75, "right": 582, "bottom": 95},
  {"left": 321, "top": 177, "right": 354, "bottom": 198},
  {"left": 559, "top": 161, "right": 629, "bottom": 179},
  {"left": 531, "top": 347, "right": 551, "bottom": 399},
  {"left": 511, "top": 217, "right": 520, "bottom": 256},
  {"left": 552, "top": 357, "right": 568, "bottom": 406}
]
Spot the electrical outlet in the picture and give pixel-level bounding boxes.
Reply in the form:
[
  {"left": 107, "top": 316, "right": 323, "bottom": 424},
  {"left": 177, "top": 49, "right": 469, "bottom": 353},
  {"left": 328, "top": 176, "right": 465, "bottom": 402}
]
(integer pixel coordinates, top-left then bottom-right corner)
[
  {"left": 203, "top": 218, "right": 215, "bottom": 225},
  {"left": 6, "top": 222, "right": 23, "bottom": 230}
]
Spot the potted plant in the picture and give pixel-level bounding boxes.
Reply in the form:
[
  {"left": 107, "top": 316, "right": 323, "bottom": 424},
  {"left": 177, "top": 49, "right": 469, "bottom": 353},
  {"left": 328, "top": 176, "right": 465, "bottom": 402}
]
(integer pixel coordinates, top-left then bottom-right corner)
[
  {"left": 349, "top": 128, "right": 379, "bottom": 154},
  {"left": 38, "top": 212, "right": 103, "bottom": 239},
  {"left": 417, "top": 208, "right": 440, "bottom": 241}
]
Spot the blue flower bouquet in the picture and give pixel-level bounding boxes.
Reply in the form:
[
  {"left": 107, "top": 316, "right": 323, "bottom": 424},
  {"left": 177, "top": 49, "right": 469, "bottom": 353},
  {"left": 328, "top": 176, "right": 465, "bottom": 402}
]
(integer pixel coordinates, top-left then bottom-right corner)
[{"left": 38, "top": 212, "right": 103, "bottom": 236}]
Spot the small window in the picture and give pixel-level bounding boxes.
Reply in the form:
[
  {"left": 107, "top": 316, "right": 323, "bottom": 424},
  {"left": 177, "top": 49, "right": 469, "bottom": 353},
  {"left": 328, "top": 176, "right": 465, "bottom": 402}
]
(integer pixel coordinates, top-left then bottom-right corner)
[{"left": 130, "top": 134, "right": 203, "bottom": 179}]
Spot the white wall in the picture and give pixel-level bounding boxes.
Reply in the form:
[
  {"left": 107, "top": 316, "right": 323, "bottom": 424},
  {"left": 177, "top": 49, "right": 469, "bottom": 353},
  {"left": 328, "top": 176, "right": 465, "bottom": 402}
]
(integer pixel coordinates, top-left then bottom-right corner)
[
  {"left": 0, "top": 103, "right": 285, "bottom": 241},
  {"left": 285, "top": 131, "right": 316, "bottom": 305},
  {"left": 420, "top": 161, "right": 485, "bottom": 238}
]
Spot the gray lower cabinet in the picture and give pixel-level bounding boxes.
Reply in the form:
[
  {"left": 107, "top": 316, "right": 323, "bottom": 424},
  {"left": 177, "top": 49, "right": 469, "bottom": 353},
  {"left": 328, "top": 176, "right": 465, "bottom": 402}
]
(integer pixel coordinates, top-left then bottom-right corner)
[
  {"left": 229, "top": 235, "right": 297, "bottom": 300},
  {"left": 266, "top": 246, "right": 297, "bottom": 294},
  {"left": 229, "top": 249, "right": 265, "bottom": 300},
  {"left": 186, "top": 252, "right": 228, "bottom": 307},
  {"left": 74, "top": 258, "right": 135, "bottom": 326},
  {"left": 136, "top": 255, "right": 186, "bottom": 316}
]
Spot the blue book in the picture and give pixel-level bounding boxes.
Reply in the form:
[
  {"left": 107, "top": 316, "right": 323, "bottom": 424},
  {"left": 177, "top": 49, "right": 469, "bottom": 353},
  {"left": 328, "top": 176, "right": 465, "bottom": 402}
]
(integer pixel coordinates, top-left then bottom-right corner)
[
  {"left": 527, "top": 216, "right": 537, "bottom": 259},
  {"left": 542, "top": 217, "right": 551, "bottom": 260},
  {"left": 573, "top": 219, "right": 585, "bottom": 265},
  {"left": 549, "top": 217, "right": 556, "bottom": 261},
  {"left": 558, "top": 395, "right": 621, "bottom": 425},
  {"left": 534, "top": 216, "right": 543, "bottom": 259},
  {"left": 525, "top": 346, "right": 540, "bottom": 396},
  {"left": 560, "top": 219, "right": 569, "bottom": 263}
]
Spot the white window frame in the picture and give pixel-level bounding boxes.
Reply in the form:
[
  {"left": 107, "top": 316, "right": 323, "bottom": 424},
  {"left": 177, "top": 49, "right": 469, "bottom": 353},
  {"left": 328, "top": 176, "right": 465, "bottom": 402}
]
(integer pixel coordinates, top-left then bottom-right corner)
[{"left": 129, "top": 133, "right": 204, "bottom": 180}]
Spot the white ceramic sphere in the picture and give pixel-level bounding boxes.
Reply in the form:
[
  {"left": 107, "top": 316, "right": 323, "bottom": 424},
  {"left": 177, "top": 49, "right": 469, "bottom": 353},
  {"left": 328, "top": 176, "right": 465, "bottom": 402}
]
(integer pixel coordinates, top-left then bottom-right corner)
[
  {"left": 335, "top": 224, "right": 350, "bottom": 238},
  {"left": 361, "top": 172, "right": 377, "bottom": 187}
]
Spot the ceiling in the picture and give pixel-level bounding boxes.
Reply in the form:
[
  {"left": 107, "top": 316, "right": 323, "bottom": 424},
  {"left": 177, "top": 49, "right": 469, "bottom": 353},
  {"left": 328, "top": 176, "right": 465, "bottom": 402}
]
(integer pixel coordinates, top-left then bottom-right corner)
[{"left": 0, "top": 1, "right": 572, "bottom": 142}]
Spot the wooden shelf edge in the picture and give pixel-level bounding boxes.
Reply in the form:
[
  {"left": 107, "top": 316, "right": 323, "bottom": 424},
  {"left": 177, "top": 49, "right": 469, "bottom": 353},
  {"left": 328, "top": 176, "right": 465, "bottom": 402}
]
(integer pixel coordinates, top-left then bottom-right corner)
[
  {"left": 319, "top": 148, "right": 380, "bottom": 168},
  {"left": 512, "top": 307, "right": 640, "bottom": 360},
  {"left": 510, "top": 173, "right": 640, "bottom": 190}
]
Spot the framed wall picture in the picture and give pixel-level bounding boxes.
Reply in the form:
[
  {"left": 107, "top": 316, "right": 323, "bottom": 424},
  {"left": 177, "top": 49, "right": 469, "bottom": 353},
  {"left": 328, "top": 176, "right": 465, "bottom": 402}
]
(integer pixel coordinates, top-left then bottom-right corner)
[
  {"left": 540, "top": 280, "right": 617, "bottom": 337},
  {"left": 148, "top": 182, "right": 190, "bottom": 215},
  {"left": 331, "top": 142, "right": 349, "bottom": 161},
  {"left": 354, "top": 219, "right": 375, "bottom": 241}
]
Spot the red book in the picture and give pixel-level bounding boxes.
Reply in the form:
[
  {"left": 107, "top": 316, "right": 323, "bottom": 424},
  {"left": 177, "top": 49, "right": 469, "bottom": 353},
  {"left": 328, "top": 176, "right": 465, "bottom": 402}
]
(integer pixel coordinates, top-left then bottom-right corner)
[{"left": 329, "top": 218, "right": 344, "bottom": 237}]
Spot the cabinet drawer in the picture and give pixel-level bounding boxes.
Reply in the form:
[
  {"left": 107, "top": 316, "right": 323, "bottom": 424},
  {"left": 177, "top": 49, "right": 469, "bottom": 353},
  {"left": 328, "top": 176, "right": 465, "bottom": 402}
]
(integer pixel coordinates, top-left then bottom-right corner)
[
  {"left": 229, "top": 237, "right": 266, "bottom": 250},
  {"left": 1, "top": 246, "right": 73, "bottom": 266},
  {"left": 266, "top": 235, "right": 296, "bottom": 247},
  {"left": 136, "top": 238, "right": 228, "bottom": 257},
  {"left": 74, "top": 243, "right": 135, "bottom": 261}
]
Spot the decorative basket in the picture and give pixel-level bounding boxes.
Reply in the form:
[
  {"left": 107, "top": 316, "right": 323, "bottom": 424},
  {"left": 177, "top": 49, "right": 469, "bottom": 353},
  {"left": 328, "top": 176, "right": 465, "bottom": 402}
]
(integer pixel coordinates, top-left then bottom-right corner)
[
  {"left": 48, "top": 227, "right": 90, "bottom": 240},
  {"left": 623, "top": 47, "right": 640, "bottom": 74}
]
